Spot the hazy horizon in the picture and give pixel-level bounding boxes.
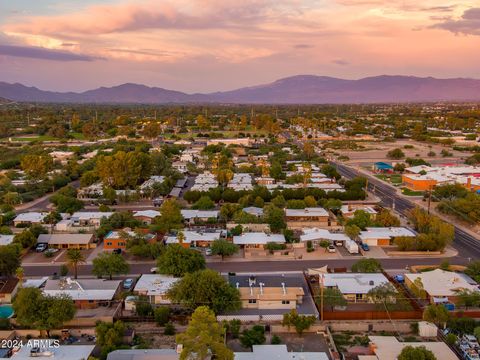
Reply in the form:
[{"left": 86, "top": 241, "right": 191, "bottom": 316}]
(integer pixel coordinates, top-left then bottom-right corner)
[{"left": 1, "top": 1, "right": 480, "bottom": 93}]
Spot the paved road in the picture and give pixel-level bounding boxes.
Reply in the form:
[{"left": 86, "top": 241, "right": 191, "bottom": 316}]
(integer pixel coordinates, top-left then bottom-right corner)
[
  {"left": 332, "top": 162, "right": 480, "bottom": 260},
  {"left": 16, "top": 180, "right": 80, "bottom": 212}
]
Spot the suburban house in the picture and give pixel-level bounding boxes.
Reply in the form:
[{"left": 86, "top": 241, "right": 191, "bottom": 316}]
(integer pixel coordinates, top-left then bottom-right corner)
[
  {"left": 221, "top": 273, "right": 317, "bottom": 321},
  {"left": 107, "top": 349, "right": 179, "bottom": 360},
  {"left": 181, "top": 209, "right": 219, "bottom": 225},
  {"left": 228, "top": 173, "right": 253, "bottom": 191},
  {"left": 300, "top": 228, "right": 349, "bottom": 245},
  {"left": 242, "top": 207, "right": 264, "bottom": 217},
  {"left": 362, "top": 336, "right": 457, "bottom": 360},
  {"left": 13, "top": 212, "right": 47, "bottom": 226},
  {"left": 14, "top": 344, "right": 95, "bottom": 360},
  {"left": 233, "top": 232, "right": 286, "bottom": 249},
  {"left": 133, "top": 274, "right": 181, "bottom": 305},
  {"left": 404, "top": 269, "right": 479, "bottom": 304},
  {"left": 0, "top": 278, "right": 20, "bottom": 304},
  {"left": 323, "top": 273, "right": 394, "bottom": 303},
  {"left": 340, "top": 205, "right": 378, "bottom": 219},
  {"left": 0, "top": 234, "right": 14, "bottom": 246},
  {"left": 43, "top": 278, "right": 121, "bottom": 309},
  {"left": 358, "top": 227, "right": 416, "bottom": 246},
  {"left": 235, "top": 345, "right": 329, "bottom": 360},
  {"left": 104, "top": 230, "right": 155, "bottom": 252},
  {"left": 165, "top": 230, "right": 224, "bottom": 248},
  {"left": 255, "top": 176, "right": 275, "bottom": 186},
  {"left": 191, "top": 172, "right": 218, "bottom": 192},
  {"left": 133, "top": 210, "right": 160, "bottom": 225},
  {"left": 285, "top": 208, "right": 335, "bottom": 230},
  {"left": 207, "top": 138, "right": 252, "bottom": 146},
  {"left": 37, "top": 233, "right": 96, "bottom": 250},
  {"left": 55, "top": 211, "right": 113, "bottom": 232}
]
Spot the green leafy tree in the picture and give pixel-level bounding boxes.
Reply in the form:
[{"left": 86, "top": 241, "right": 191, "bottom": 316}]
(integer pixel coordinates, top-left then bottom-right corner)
[
  {"left": 367, "top": 283, "right": 397, "bottom": 305},
  {"left": 465, "top": 261, "right": 480, "bottom": 283},
  {"left": 344, "top": 224, "right": 361, "bottom": 240},
  {"left": 13, "top": 229, "right": 36, "bottom": 248},
  {"left": 351, "top": 258, "right": 382, "bottom": 273},
  {"left": 0, "top": 245, "right": 20, "bottom": 277},
  {"left": 423, "top": 304, "right": 450, "bottom": 329},
  {"left": 95, "top": 320, "right": 126, "bottom": 359},
  {"left": 20, "top": 154, "right": 53, "bottom": 180},
  {"left": 135, "top": 296, "right": 154, "bottom": 316},
  {"left": 92, "top": 253, "right": 130, "bottom": 280},
  {"left": 321, "top": 287, "right": 347, "bottom": 311},
  {"left": 154, "top": 306, "right": 171, "bottom": 326},
  {"left": 168, "top": 269, "right": 240, "bottom": 313},
  {"left": 210, "top": 239, "right": 239, "bottom": 260},
  {"left": 240, "top": 325, "right": 266, "bottom": 348},
  {"left": 374, "top": 209, "right": 400, "bottom": 227},
  {"left": 387, "top": 148, "right": 405, "bottom": 159},
  {"left": 346, "top": 210, "right": 372, "bottom": 230},
  {"left": 13, "top": 287, "right": 76, "bottom": 337},
  {"left": 66, "top": 248, "right": 85, "bottom": 279},
  {"left": 157, "top": 244, "right": 205, "bottom": 277},
  {"left": 455, "top": 289, "right": 480, "bottom": 309},
  {"left": 176, "top": 306, "right": 234, "bottom": 360},
  {"left": 398, "top": 346, "right": 437, "bottom": 360},
  {"left": 151, "top": 199, "right": 183, "bottom": 233},
  {"left": 264, "top": 204, "right": 286, "bottom": 233},
  {"left": 192, "top": 196, "right": 215, "bottom": 210},
  {"left": 319, "top": 240, "right": 330, "bottom": 252},
  {"left": 282, "top": 309, "right": 316, "bottom": 336}
]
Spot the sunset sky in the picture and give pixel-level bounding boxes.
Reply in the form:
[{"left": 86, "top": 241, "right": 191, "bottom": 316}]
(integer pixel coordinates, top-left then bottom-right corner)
[{"left": 0, "top": 0, "right": 479, "bottom": 92}]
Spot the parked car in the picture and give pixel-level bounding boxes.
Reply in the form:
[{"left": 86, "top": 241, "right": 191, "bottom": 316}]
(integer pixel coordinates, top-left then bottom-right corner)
[
  {"left": 35, "top": 243, "right": 48, "bottom": 252},
  {"left": 113, "top": 248, "right": 122, "bottom": 255},
  {"left": 44, "top": 248, "right": 59, "bottom": 255},
  {"left": 360, "top": 243, "right": 370, "bottom": 251},
  {"left": 123, "top": 278, "right": 134, "bottom": 289},
  {"left": 334, "top": 241, "right": 343, "bottom": 247},
  {"left": 150, "top": 267, "right": 158, "bottom": 274},
  {"left": 205, "top": 248, "right": 212, "bottom": 256},
  {"left": 393, "top": 274, "right": 404, "bottom": 283},
  {"left": 327, "top": 245, "right": 336, "bottom": 253}
]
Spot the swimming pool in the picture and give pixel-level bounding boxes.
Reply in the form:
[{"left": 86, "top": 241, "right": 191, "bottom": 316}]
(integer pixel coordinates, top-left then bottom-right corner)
[{"left": 0, "top": 305, "right": 14, "bottom": 318}]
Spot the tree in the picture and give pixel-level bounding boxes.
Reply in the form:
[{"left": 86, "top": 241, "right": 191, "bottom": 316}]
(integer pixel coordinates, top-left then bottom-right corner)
[
  {"left": 367, "top": 283, "right": 397, "bottom": 305},
  {"left": 154, "top": 306, "right": 171, "bottom": 326},
  {"left": 2, "top": 192, "right": 21, "bottom": 206},
  {"left": 43, "top": 211, "right": 62, "bottom": 232},
  {"left": 282, "top": 309, "right": 316, "bottom": 336},
  {"left": 240, "top": 325, "right": 266, "bottom": 348},
  {"left": 157, "top": 244, "right": 205, "bottom": 277},
  {"left": 0, "top": 245, "right": 20, "bottom": 277},
  {"left": 49, "top": 195, "right": 84, "bottom": 214},
  {"left": 387, "top": 148, "right": 405, "bottom": 159},
  {"left": 432, "top": 184, "right": 468, "bottom": 200},
  {"left": 264, "top": 204, "right": 286, "bottom": 233},
  {"left": 351, "top": 258, "right": 382, "bottom": 273},
  {"left": 344, "top": 224, "right": 361, "bottom": 240},
  {"left": 423, "top": 304, "right": 450, "bottom": 329},
  {"left": 151, "top": 199, "right": 183, "bottom": 233},
  {"left": 135, "top": 296, "right": 154, "bottom": 316},
  {"left": 192, "top": 196, "right": 215, "bottom": 210},
  {"left": 66, "top": 249, "right": 85, "bottom": 279},
  {"left": 92, "top": 253, "right": 130, "bottom": 280},
  {"left": 168, "top": 269, "right": 240, "bottom": 313},
  {"left": 374, "top": 209, "right": 400, "bottom": 227},
  {"left": 13, "top": 287, "right": 76, "bottom": 337},
  {"left": 455, "top": 289, "right": 480, "bottom": 309},
  {"left": 96, "top": 151, "right": 151, "bottom": 189},
  {"left": 321, "top": 287, "right": 347, "bottom": 311},
  {"left": 176, "top": 306, "right": 233, "bottom": 360},
  {"left": 13, "top": 229, "right": 37, "bottom": 248},
  {"left": 398, "top": 346, "right": 436, "bottom": 360},
  {"left": 95, "top": 320, "right": 126, "bottom": 358},
  {"left": 20, "top": 154, "right": 53, "bottom": 179},
  {"left": 465, "top": 261, "right": 480, "bottom": 283},
  {"left": 210, "top": 239, "right": 239, "bottom": 260},
  {"left": 346, "top": 210, "right": 372, "bottom": 230},
  {"left": 319, "top": 240, "right": 330, "bottom": 252}
]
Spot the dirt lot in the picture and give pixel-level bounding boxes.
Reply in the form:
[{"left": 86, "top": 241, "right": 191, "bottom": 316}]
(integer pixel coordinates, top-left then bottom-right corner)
[{"left": 334, "top": 139, "right": 471, "bottom": 167}]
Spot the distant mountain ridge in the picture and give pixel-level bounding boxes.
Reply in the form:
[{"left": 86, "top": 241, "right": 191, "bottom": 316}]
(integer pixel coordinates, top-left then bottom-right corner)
[{"left": 1, "top": 75, "right": 480, "bottom": 104}]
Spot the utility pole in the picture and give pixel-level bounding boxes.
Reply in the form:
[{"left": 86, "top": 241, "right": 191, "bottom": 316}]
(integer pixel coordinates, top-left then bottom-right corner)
[
  {"left": 427, "top": 186, "right": 432, "bottom": 214},
  {"left": 320, "top": 273, "right": 325, "bottom": 321}
]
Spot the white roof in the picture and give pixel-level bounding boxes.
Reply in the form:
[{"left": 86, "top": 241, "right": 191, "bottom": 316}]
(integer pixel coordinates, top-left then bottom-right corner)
[
  {"left": 285, "top": 207, "right": 329, "bottom": 217},
  {"left": 324, "top": 273, "right": 391, "bottom": 294},
  {"left": 406, "top": 165, "right": 433, "bottom": 174},
  {"left": 404, "top": 269, "right": 479, "bottom": 297},
  {"left": 300, "top": 229, "right": 349, "bottom": 242},
  {"left": 105, "top": 230, "right": 136, "bottom": 239},
  {"left": 0, "top": 234, "right": 14, "bottom": 246},
  {"left": 13, "top": 344, "right": 95, "bottom": 360},
  {"left": 359, "top": 227, "right": 416, "bottom": 240},
  {"left": 181, "top": 209, "right": 219, "bottom": 219},
  {"left": 14, "top": 212, "right": 47, "bottom": 223},
  {"left": 140, "top": 175, "right": 165, "bottom": 189},
  {"left": 71, "top": 211, "right": 113, "bottom": 220},
  {"left": 242, "top": 207, "right": 264, "bottom": 217},
  {"left": 166, "top": 230, "right": 221, "bottom": 244},
  {"left": 340, "top": 205, "right": 378, "bottom": 216},
  {"left": 43, "top": 278, "right": 121, "bottom": 301},
  {"left": 133, "top": 274, "right": 180, "bottom": 296},
  {"left": 133, "top": 210, "right": 161, "bottom": 219},
  {"left": 23, "top": 277, "right": 49, "bottom": 288},
  {"left": 234, "top": 345, "right": 328, "bottom": 360},
  {"left": 368, "top": 336, "right": 457, "bottom": 360},
  {"left": 233, "top": 232, "right": 286, "bottom": 245}
]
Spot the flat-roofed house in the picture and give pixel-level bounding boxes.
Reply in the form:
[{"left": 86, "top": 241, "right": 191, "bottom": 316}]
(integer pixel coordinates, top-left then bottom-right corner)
[
  {"left": 133, "top": 210, "right": 160, "bottom": 225},
  {"left": 340, "top": 205, "right": 378, "bottom": 219},
  {"left": 404, "top": 269, "right": 479, "bottom": 304},
  {"left": 0, "top": 234, "right": 14, "bottom": 246},
  {"left": 181, "top": 209, "right": 219, "bottom": 225},
  {"left": 235, "top": 345, "right": 329, "bottom": 360},
  {"left": 13, "top": 344, "right": 95, "bottom": 360},
  {"left": 0, "top": 278, "right": 20, "bottom": 304},
  {"left": 133, "top": 274, "right": 180, "bottom": 305},
  {"left": 300, "top": 228, "right": 349, "bottom": 245},
  {"left": 37, "top": 233, "right": 95, "bottom": 249},
  {"left": 103, "top": 230, "right": 155, "bottom": 252},
  {"left": 285, "top": 207, "right": 334, "bottom": 230},
  {"left": 363, "top": 336, "right": 457, "bottom": 360},
  {"left": 165, "top": 230, "right": 223, "bottom": 248},
  {"left": 71, "top": 212, "right": 113, "bottom": 227},
  {"left": 359, "top": 227, "right": 416, "bottom": 246},
  {"left": 13, "top": 212, "right": 47, "bottom": 226},
  {"left": 43, "top": 278, "right": 121, "bottom": 309},
  {"left": 323, "top": 273, "right": 393, "bottom": 303},
  {"left": 233, "top": 232, "right": 285, "bottom": 249}
]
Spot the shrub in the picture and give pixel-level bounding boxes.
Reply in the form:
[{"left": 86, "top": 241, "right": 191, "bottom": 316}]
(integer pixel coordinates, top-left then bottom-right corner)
[
  {"left": 271, "top": 335, "right": 281, "bottom": 344},
  {"left": 154, "top": 306, "right": 171, "bottom": 326},
  {"left": 164, "top": 322, "right": 176, "bottom": 335}
]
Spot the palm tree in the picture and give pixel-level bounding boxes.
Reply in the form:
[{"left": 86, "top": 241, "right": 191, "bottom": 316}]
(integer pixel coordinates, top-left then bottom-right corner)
[{"left": 66, "top": 249, "right": 85, "bottom": 279}]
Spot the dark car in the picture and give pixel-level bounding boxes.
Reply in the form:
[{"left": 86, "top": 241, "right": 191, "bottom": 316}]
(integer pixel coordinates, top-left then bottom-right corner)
[
  {"left": 113, "top": 248, "right": 122, "bottom": 255},
  {"left": 360, "top": 243, "right": 370, "bottom": 251}
]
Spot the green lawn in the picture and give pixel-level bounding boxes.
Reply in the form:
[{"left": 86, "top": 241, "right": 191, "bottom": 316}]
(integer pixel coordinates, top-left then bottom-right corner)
[
  {"left": 375, "top": 174, "right": 402, "bottom": 184},
  {"left": 401, "top": 187, "right": 425, "bottom": 196}
]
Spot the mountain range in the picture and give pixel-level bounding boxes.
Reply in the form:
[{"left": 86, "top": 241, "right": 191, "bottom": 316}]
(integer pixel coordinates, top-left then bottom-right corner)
[{"left": 1, "top": 75, "right": 480, "bottom": 104}]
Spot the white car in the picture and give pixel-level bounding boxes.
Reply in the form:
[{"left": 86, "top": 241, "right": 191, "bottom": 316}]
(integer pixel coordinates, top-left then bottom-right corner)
[
  {"left": 327, "top": 245, "right": 336, "bottom": 253},
  {"left": 150, "top": 267, "right": 158, "bottom": 274},
  {"left": 205, "top": 249, "right": 212, "bottom": 256}
]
